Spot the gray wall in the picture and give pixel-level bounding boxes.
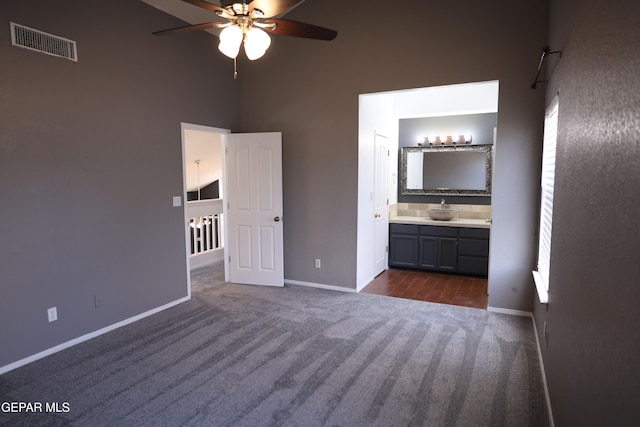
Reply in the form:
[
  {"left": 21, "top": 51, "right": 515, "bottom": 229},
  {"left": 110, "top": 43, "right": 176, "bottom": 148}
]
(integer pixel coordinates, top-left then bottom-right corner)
[
  {"left": 239, "top": 0, "right": 548, "bottom": 309},
  {"left": 0, "top": 0, "right": 241, "bottom": 368},
  {"left": 533, "top": 0, "right": 640, "bottom": 424}
]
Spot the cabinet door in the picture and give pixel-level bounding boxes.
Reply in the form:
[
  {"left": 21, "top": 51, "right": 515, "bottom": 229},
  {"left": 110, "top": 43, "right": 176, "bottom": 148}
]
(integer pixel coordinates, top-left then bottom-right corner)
[
  {"left": 438, "top": 237, "right": 458, "bottom": 271},
  {"left": 389, "top": 234, "right": 419, "bottom": 268},
  {"left": 418, "top": 236, "right": 438, "bottom": 269}
]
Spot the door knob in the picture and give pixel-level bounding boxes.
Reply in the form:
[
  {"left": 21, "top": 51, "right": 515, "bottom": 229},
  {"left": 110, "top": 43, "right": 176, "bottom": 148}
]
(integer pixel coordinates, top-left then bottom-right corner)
[{"left": 274, "top": 216, "right": 281, "bottom": 222}]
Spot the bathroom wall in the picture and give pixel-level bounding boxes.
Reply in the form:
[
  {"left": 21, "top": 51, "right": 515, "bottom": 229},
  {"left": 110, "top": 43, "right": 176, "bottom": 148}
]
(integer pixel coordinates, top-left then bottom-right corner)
[
  {"left": 397, "top": 114, "right": 496, "bottom": 205},
  {"left": 394, "top": 203, "right": 491, "bottom": 221},
  {"left": 399, "top": 113, "right": 498, "bottom": 148}
]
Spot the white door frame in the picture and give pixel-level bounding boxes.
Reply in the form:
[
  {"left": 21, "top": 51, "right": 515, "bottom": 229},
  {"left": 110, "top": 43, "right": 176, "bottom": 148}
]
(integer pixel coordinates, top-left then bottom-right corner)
[{"left": 180, "top": 122, "right": 230, "bottom": 298}]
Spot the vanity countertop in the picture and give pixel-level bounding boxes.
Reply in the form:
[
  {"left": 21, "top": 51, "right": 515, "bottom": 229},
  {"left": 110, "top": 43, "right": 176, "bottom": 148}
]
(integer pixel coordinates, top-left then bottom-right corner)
[{"left": 390, "top": 215, "right": 491, "bottom": 229}]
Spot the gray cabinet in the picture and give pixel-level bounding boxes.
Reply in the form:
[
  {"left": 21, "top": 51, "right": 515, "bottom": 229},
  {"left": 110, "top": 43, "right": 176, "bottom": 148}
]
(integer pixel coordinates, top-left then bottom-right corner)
[
  {"left": 418, "top": 226, "right": 457, "bottom": 272},
  {"left": 457, "top": 228, "right": 490, "bottom": 276},
  {"left": 389, "top": 223, "right": 489, "bottom": 277},
  {"left": 388, "top": 224, "right": 419, "bottom": 268}
]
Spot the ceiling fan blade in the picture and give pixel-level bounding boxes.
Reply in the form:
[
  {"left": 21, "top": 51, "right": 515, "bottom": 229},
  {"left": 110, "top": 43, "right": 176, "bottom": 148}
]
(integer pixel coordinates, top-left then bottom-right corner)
[
  {"left": 262, "top": 19, "right": 337, "bottom": 40},
  {"left": 249, "top": 0, "right": 305, "bottom": 18},
  {"left": 181, "top": 0, "right": 227, "bottom": 15},
  {"left": 152, "top": 22, "right": 218, "bottom": 36}
]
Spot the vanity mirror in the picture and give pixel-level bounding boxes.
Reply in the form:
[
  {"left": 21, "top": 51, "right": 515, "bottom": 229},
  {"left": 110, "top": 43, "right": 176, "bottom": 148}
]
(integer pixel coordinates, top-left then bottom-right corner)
[{"left": 400, "top": 144, "right": 493, "bottom": 196}]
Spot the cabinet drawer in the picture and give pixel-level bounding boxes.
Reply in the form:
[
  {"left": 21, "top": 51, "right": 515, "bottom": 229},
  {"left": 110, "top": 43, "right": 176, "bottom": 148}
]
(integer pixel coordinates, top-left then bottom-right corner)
[
  {"left": 420, "top": 225, "right": 458, "bottom": 237},
  {"left": 459, "top": 227, "right": 490, "bottom": 239},
  {"left": 458, "top": 238, "right": 489, "bottom": 257},
  {"left": 390, "top": 223, "right": 420, "bottom": 235},
  {"left": 458, "top": 256, "right": 489, "bottom": 276}
]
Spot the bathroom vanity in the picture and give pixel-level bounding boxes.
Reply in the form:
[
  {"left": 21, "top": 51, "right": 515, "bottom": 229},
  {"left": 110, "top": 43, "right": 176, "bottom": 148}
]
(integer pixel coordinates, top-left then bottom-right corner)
[{"left": 389, "top": 216, "right": 490, "bottom": 277}]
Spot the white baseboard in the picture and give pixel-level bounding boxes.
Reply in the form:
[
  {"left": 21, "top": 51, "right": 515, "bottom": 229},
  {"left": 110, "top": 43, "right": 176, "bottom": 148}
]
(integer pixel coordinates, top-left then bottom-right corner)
[
  {"left": 285, "top": 279, "right": 357, "bottom": 293},
  {"left": 0, "top": 296, "right": 190, "bottom": 376},
  {"left": 531, "top": 315, "right": 555, "bottom": 427},
  {"left": 487, "top": 306, "right": 533, "bottom": 317}
]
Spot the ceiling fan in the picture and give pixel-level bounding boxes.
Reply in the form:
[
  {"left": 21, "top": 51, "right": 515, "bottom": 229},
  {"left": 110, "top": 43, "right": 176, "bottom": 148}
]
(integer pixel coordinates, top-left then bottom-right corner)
[{"left": 153, "top": 0, "right": 337, "bottom": 68}]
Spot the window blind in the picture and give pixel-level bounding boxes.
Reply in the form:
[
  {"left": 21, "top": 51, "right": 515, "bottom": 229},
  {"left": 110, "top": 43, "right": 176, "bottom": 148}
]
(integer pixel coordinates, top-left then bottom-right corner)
[{"left": 534, "top": 97, "right": 558, "bottom": 303}]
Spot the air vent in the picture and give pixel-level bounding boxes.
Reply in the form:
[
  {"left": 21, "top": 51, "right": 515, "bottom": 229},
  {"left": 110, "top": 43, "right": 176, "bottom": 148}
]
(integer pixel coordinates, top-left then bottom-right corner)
[{"left": 10, "top": 22, "right": 77, "bottom": 62}]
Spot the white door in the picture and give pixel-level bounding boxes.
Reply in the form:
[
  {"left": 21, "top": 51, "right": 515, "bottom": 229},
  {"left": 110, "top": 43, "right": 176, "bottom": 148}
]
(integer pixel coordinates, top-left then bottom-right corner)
[
  {"left": 373, "top": 133, "right": 389, "bottom": 276},
  {"left": 226, "top": 132, "right": 284, "bottom": 287}
]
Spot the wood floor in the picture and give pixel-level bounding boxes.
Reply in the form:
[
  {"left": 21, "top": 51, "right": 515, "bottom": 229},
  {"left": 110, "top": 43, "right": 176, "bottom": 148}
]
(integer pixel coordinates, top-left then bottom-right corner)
[{"left": 362, "top": 268, "right": 488, "bottom": 309}]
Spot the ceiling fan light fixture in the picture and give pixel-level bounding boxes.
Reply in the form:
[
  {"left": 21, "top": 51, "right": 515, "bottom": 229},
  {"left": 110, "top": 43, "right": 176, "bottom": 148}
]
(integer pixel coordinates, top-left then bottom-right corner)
[
  {"left": 244, "top": 27, "right": 271, "bottom": 60},
  {"left": 218, "top": 25, "right": 243, "bottom": 59}
]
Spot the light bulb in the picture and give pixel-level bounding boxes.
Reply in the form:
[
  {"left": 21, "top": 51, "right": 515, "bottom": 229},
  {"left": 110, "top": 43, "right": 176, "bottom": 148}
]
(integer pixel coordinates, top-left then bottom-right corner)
[
  {"left": 244, "top": 27, "right": 271, "bottom": 60},
  {"left": 464, "top": 134, "right": 472, "bottom": 143},
  {"left": 218, "top": 25, "right": 243, "bottom": 59}
]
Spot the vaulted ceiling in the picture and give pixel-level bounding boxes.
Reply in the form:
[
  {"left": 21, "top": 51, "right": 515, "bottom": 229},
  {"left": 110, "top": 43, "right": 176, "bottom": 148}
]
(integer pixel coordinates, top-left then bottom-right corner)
[{"left": 141, "top": 0, "right": 306, "bottom": 36}]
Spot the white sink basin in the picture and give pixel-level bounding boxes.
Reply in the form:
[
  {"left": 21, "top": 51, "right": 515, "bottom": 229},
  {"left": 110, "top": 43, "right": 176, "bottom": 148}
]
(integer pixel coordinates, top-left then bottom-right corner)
[{"left": 427, "top": 209, "right": 458, "bottom": 221}]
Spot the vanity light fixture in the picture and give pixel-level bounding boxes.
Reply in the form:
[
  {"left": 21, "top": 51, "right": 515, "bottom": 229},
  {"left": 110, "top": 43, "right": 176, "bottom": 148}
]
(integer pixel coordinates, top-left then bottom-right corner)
[{"left": 418, "top": 134, "right": 473, "bottom": 146}]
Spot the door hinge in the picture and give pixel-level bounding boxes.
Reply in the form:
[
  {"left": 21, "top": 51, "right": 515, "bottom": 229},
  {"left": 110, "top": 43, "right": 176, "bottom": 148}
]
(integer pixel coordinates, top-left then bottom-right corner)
[
  {"left": 386, "top": 245, "right": 389, "bottom": 252},
  {"left": 228, "top": 255, "right": 231, "bottom": 263}
]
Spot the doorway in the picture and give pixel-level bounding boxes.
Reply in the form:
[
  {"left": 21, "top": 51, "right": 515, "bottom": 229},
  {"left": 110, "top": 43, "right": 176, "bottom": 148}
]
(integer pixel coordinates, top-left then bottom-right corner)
[
  {"left": 181, "top": 123, "right": 228, "bottom": 296},
  {"left": 356, "top": 81, "right": 499, "bottom": 309},
  {"left": 181, "top": 125, "right": 285, "bottom": 294}
]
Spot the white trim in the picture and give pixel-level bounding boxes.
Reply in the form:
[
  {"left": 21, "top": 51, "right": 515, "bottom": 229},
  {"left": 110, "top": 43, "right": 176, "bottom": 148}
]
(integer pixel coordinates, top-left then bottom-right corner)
[
  {"left": 285, "top": 279, "right": 357, "bottom": 293},
  {"left": 532, "top": 270, "right": 549, "bottom": 303},
  {"left": 487, "top": 306, "right": 533, "bottom": 317},
  {"left": 0, "top": 296, "right": 190, "bottom": 375},
  {"left": 532, "top": 315, "right": 555, "bottom": 427}
]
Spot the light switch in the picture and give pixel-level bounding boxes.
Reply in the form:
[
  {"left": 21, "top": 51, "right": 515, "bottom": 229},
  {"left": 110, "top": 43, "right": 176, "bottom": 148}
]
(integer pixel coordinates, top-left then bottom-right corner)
[{"left": 172, "top": 196, "right": 182, "bottom": 207}]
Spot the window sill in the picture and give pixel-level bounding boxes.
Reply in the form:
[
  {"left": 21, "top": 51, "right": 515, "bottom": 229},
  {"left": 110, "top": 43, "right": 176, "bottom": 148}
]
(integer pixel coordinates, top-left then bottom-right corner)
[{"left": 532, "top": 270, "right": 549, "bottom": 304}]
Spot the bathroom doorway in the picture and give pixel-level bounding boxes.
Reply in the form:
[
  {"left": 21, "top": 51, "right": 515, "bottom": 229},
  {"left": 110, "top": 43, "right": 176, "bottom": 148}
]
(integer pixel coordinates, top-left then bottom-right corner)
[{"left": 356, "top": 81, "right": 499, "bottom": 309}]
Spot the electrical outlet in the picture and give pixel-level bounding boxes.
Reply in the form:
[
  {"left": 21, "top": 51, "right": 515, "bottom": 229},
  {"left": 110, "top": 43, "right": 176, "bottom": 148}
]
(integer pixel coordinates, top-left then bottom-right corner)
[
  {"left": 172, "top": 196, "right": 182, "bottom": 207},
  {"left": 47, "top": 307, "right": 57, "bottom": 322},
  {"left": 94, "top": 295, "right": 103, "bottom": 308},
  {"left": 314, "top": 259, "right": 321, "bottom": 269}
]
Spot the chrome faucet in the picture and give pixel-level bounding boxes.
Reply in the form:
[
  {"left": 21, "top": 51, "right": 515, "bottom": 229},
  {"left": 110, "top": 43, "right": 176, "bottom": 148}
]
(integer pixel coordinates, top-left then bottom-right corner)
[{"left": 441, "top": 198, "right": 446, "bottom": 208}]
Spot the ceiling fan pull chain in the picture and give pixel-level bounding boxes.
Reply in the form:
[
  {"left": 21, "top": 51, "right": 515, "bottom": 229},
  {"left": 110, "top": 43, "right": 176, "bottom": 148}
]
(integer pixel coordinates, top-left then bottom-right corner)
[{"left": 233, "top": 57, "right": 238, "bottom": 79}]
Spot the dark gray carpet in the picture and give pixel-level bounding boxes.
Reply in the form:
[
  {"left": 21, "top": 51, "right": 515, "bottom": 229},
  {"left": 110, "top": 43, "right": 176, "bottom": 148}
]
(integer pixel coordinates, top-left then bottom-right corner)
[{"left": 0, "top": 281, "right": 549, "bottom": 426}]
